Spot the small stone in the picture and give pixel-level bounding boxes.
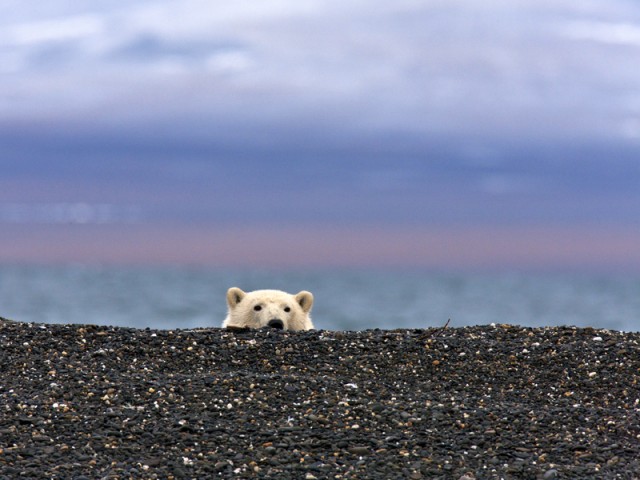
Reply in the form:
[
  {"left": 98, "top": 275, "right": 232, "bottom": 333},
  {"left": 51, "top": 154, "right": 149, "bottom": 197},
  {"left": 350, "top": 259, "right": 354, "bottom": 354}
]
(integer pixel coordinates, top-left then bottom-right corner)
[
  {"left": 543, "top": 469, "right": 559, "bottom": 479},
  {"left": 348, "top": 446, "right": 370, "bottom": 455}
]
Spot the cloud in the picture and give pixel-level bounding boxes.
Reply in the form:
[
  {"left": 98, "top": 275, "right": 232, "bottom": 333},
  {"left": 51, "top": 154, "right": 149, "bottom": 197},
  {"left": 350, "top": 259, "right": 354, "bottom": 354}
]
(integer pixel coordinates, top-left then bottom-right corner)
[
  {"left": 0, "top": 203, "right": 143, "bottom": 225},
  {"left": 5, "top": 14, "right": 104, "bottom": 46},
  {"left": 2, "top": 1, "right": 640, "bottom": 269},
  {"left": 1, "top": 0, "right": 640, "bottom": 229},
  {"left": 563, "top": 20, "right": 640, "bottom": 46},
  {"left": 3, "top": 224, "right": 640, "bottom": 270},
  {"left": 1, "top": 0, "right": 640, "bottom": 144}
]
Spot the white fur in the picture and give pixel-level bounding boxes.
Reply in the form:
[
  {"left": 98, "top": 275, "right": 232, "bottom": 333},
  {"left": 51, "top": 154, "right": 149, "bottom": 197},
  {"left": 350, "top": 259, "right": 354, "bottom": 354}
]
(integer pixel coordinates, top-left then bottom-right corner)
[{"left": 222, "top": 287, "right": 314, "bottom": 331}]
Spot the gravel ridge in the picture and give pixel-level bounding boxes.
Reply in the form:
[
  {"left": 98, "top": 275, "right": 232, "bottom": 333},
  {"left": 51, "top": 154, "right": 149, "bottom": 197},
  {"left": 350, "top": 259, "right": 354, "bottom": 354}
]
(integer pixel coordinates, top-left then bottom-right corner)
[{"left": 1, "top": 317, "right": 640, "bottom": 479}]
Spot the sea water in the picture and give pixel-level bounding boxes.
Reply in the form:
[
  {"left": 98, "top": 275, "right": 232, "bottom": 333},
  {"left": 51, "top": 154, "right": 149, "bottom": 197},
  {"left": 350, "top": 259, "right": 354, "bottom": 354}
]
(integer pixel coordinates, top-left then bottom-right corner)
[{"left": 1, "top": 265, "right": 639, "bottom": 332}]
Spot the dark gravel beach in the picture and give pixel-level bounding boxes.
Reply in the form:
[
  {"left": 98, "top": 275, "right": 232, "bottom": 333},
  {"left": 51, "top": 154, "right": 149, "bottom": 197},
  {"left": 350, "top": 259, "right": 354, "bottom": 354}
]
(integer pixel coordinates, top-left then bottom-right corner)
[{"left": 1, "top": 317, "right": 639, "bottom": 479}]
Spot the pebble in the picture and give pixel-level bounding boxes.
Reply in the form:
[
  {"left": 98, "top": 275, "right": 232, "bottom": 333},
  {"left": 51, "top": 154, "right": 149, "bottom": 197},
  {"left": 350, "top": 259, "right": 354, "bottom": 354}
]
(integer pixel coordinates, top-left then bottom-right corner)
[
  {"left": 1, "top": 318, "right": 639, "bottom": 478},
  {"left": 348, "top": 446, "right": 370, "bottom": 455}
]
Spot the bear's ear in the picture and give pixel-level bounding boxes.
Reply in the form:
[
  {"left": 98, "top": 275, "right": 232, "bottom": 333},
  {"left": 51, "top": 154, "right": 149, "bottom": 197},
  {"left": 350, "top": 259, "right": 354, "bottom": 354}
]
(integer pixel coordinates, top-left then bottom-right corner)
[
  {"left": 295, "top": 291, "right": 314, "bottom": 313},
  {"left": 227, "top": 287, "right": 246, "bottom": 308}
]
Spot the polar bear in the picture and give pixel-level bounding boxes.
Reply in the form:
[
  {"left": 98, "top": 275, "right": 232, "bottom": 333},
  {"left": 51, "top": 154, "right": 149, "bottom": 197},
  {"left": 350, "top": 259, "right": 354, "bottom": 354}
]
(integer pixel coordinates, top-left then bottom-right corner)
[{"left": 223, "top": 287, "right": 314, "bottom": 331}]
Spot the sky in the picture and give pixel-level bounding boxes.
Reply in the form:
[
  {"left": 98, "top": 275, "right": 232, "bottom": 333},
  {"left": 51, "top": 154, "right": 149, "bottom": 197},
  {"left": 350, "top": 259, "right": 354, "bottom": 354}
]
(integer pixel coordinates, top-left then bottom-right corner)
[{"left": 1, "top": 0, "right": 640, "bottom": 270}]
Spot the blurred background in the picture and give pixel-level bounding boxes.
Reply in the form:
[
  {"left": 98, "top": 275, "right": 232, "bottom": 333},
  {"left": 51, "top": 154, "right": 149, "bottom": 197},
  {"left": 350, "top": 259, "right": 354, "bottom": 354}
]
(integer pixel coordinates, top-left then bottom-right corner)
[{"left": 1, "top": 0, "right": 640, "bottom": 330}]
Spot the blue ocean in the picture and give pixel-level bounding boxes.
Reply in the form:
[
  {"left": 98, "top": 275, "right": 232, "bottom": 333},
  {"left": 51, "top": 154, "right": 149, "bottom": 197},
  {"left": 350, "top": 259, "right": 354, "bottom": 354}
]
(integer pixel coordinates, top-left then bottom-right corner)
[{"left": 1, "top": 266, "right": 639, "bottom": 332}]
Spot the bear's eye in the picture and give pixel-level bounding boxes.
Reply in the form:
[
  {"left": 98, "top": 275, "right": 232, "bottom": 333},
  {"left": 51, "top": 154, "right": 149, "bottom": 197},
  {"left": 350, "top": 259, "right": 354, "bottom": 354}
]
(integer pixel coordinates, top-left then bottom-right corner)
[
  {"left": 284, "top": 306, "right": 291, "bottom": 313},
  {"left": 253, "top": 305, "right": 262, "bottom": 311}
]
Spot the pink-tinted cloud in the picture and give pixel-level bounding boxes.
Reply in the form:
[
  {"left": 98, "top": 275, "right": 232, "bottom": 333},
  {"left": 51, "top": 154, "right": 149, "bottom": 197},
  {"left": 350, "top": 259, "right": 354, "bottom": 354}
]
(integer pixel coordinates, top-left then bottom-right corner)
[{"left": 2, "top": 224, "right": 640, "bottom": 271}]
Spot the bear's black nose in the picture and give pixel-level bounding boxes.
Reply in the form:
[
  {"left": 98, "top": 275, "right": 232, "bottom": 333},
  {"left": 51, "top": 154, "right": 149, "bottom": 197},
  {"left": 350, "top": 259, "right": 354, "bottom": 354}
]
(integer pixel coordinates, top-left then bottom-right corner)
[{"left": 268, "top": 319, "right": 284, "bottom": 330}]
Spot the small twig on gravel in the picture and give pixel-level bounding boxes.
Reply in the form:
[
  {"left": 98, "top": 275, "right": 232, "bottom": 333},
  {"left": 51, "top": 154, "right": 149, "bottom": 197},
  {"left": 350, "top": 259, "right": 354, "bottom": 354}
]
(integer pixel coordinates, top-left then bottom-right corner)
[{"left": 427, "top": 318, "right": 451, "bottom": 338}]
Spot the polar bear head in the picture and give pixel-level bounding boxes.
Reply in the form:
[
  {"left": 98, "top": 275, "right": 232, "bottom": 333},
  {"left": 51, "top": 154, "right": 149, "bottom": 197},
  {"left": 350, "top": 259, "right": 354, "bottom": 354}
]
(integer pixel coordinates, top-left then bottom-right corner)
[{"left": 222, "top": 287, "right": 314, "bottom": 331}]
